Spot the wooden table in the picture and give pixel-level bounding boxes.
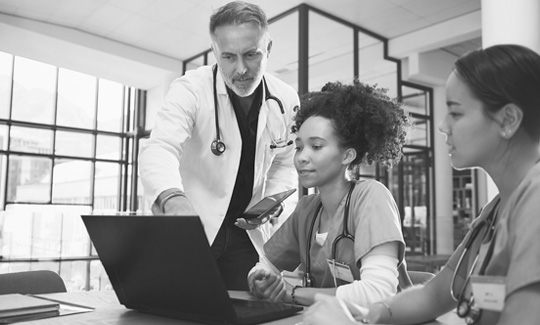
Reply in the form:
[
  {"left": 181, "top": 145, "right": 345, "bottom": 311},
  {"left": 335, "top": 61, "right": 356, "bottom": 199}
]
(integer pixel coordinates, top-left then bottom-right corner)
[{"left": 18, "top": 290, "right": 462, "bottom": 325}]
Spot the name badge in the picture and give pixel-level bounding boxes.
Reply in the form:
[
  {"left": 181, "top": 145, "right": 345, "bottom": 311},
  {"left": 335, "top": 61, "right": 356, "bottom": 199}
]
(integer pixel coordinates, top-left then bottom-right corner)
[
  {"left": 327, "top": 259, "right": 354, "bottom": 283},
  {"left": 470, "top": 275, "right": 506, "bottom": 311}
]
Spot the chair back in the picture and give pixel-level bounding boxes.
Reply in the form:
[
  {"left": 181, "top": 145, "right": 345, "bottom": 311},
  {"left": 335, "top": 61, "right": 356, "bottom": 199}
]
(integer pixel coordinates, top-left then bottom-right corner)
[{"left": 0, "top": 270, "right": 67, "bottom": 295}]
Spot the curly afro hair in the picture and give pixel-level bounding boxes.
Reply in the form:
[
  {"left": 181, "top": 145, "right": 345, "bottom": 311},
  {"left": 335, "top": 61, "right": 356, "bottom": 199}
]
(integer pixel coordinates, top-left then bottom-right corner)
[{"left": 292, "top": 79, "right": 410, "bottom": 175}]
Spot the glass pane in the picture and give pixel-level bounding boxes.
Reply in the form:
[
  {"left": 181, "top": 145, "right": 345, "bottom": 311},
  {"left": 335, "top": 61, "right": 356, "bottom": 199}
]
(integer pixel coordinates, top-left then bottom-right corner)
[
  {"left": 402, "top": 85, "right": 429, "bottom": 115},
  {"left": 407, "top": 115, "right": 429, "bottom": 147},
  {"left": 0, "top": 153, "right": 5, "bottom": 208},
  {"left": 90, "top": 259, "right": 112, "bottom": 291},
  {"left": 96, "top": 134, "right": 121, "bottom": 160},
  {"left": 137, "top": 175, "right": 147, "bottom": 213},
  {"left": 206, "top": 51, "right": 216, "bottom": 66},
  {"left": 123, "top": 163, "right": 145, "bottom": 213},
  {"left": 52, "top": 159, "right": 92, "bottom": 204},
  {"left": 59, "top": 260, "right": 91, "bottom": 291},
  {"left": 97, "top": 79, "right": 124, "bottom": 132},
  {"left": 126, "top": 164, "right": 133, "bottom": 209},
  {"left": 12, "top": 57, "right": 56, "bottom": 124},
  {"left": 60, "top": 212, "right": 92, "bottom": 257},
  {"left": 57, "top": 69, "right": 97, "bottom": 129},
  {"left": 185, "top": 56, "right": 205, "bottom": 72},
  {"left": 7, "top": 156, "right": 52, "bottom": 203},
  {"left": 309, "top": 11, "right": 354, "bottom": 91},
  {"left": 453, "top": 169, "right": 473, "bottom": 249},
  {"left": 358, "top": 33, "right": 398, "bottom": 98},
  {"left": 0, "top": 204, "right": 91, "bottom": 258},
  {"left": 403, "top": 146, "right": 423, "bottom": 154},
  {"left": 0, "top": 51, "right": 13, "bottom": 119},
  {"left": 359, "top": 164, "right": 377, "bottom": 177},
  {"left": 0, "top": 124, "right": 7, "bottom": 150},
  {"left": 55, "top": 131, "right": 94, "bottom": 158},
  {"left": 9, "top": 126, "right": 53, "bottom": 154},
  {"left": 29, "top": 262, "right": 60, "bottom": 273},
  {"left": 267, "top": 11, "right": 299, "bottom": 92},
  {"left": 387, "top": 165, "right": 399, "bottom": 202},
  {"left": 0, "top": 262, "right": 31, "bottom": 274},
  {"left": 94, "top": 162, "right": 120, "bottom": 213},
  {"left": 125, "top": 88, "right": 137, "bottom": 133},
  {"left": 402, "top": 152, "right": 429, "bottom": 254}
]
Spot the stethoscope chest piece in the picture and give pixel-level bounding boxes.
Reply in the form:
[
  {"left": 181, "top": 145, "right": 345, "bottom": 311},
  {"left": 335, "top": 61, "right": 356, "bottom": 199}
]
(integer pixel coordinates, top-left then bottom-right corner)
[
  {"left": 302, "top": 274, "right": 313, "bottom": 288},
  {"left": 458, "top": 296, "right": 481, "bottom": 324},
  {"left": 210, "top": 65, "right": 291, "bottom": 156},
  {"left": 457, "top": 298, "right": 471, "bottom": 318},
  {"left": 211, "top": 139, "right": 226, "bottom": 156}
]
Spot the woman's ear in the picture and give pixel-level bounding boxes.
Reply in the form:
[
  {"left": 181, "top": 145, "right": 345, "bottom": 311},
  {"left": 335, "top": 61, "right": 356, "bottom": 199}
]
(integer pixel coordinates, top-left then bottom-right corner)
[
  {"left": 497, "top": 103, "right": 523, "bottom": 139},
  {"left": 343, "top": 148, "right": 357, "bottom": 165}
]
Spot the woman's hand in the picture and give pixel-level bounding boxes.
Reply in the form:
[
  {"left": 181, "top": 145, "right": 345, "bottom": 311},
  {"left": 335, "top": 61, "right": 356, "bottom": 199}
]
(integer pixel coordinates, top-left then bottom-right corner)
[
  {"left": 247, "top": 269, "right": 287, "bottom": 302},
  {"left": 301, "top": 294, "right": 363, "bottom": 325}
]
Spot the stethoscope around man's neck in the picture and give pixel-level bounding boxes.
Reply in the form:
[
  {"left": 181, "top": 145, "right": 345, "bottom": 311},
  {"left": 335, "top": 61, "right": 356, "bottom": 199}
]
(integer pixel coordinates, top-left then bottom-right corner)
[
  {"left": 210, "top": 65, "right": 291, "bottom": 156},
  {"left": 303, "top": 182, "right": 356, "bottom": 287}
]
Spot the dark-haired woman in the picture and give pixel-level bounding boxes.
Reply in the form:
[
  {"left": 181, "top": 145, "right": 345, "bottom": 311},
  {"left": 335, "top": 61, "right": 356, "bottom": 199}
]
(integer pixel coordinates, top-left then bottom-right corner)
[
  {"left": 302, "top": 44, "right": 540, "bottom": 325},
  {"left": 247, "top": 80, "right": 411, "bottom": 306}
]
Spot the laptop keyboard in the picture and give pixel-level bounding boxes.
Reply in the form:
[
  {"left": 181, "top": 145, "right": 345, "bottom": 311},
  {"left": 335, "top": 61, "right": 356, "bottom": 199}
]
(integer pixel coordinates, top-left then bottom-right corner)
[{"left": 231, "top": 298, "right": 300, "bottom": 318}]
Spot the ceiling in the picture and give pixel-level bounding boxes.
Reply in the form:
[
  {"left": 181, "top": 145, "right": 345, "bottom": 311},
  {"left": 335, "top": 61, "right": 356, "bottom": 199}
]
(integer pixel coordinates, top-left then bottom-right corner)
[
  {"left": 0, "top": 0, "right": 481, "bottom": 61},
  {"left": 0, "top": 0, "right": 483, "bottom": 90}
]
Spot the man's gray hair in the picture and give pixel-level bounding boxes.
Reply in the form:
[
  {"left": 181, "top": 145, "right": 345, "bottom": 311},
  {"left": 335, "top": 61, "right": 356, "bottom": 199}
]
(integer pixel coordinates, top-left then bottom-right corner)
[{"left": 209, "top": 1, "right": 268, "bottom": 35}]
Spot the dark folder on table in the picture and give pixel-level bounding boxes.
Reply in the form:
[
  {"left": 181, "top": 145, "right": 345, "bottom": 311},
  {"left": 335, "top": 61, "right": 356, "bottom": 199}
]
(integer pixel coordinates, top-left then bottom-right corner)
[{"left": 81, "top": 214, "right": 302, "bottom": 324}]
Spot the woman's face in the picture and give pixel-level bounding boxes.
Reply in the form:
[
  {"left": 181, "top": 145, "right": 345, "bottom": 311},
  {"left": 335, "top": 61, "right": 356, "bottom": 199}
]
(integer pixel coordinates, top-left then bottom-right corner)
[
  {"left": 294, "top": 116, "right": 349, "bottom": 189},
  {"left": 438, "top": 72, "right": 502, "bottom": 169}
]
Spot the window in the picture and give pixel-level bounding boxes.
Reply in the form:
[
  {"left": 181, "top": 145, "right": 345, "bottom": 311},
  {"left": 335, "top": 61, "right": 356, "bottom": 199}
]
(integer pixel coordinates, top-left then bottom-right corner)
[
  {"left": 399, "top": 83, "right": 434, "bottom": 255},
  {"left": 0, "top": 51, "right": 146, "bottom": 290}
]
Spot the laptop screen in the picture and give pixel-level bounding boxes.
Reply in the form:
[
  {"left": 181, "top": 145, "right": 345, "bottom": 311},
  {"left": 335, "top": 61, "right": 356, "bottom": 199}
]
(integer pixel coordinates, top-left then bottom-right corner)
[{"left": 81, "top": 215, "right": 302, "bottom": 324}]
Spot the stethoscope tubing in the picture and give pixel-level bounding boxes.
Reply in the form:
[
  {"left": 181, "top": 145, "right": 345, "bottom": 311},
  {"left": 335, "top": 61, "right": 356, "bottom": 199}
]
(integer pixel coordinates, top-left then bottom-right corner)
[
  {"left": 211, "top": 65, "right": 288, "bottom": 155},
  {"left": 304, "top": 183, "right": 356, "bottom": 287},
  {"left": 450, "top": 220, "right": 486, "bottom": 302},
  {"left": 331, "top": 184, "right": 355, "bottom": 259},
  {"left": 450, "top": 199, "right": 500, "bottom": 323}
]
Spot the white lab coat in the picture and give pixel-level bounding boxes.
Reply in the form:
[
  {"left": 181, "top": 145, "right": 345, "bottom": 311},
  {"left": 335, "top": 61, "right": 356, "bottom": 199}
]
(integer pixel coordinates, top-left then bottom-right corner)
[{"left": 139, "top": 65, "right": 299, "bottom": 251}]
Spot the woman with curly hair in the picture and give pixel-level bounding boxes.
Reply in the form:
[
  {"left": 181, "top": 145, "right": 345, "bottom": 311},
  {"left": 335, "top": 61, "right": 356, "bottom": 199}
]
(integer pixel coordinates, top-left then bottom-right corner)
[{"left": 247, "top": 79, "right": 410, "bottom": 306}]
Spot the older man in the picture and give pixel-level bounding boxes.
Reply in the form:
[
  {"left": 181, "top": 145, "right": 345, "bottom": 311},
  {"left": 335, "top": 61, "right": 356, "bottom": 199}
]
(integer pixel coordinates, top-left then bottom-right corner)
[{"left": 139, "top": 1, "right": 299, "bottom": 290}]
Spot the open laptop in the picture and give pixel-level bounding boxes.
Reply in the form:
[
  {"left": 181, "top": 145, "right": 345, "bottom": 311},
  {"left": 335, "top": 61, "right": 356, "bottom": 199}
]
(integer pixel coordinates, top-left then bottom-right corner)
[{"left": 81, "top": 214, "right": 302, "bottom": 324}]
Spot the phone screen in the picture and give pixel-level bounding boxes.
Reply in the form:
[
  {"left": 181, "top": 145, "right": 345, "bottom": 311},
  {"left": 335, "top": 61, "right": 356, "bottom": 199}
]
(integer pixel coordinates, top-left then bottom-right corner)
[{"left": 243, "top": 189, "right": 296, "bottom": 220}]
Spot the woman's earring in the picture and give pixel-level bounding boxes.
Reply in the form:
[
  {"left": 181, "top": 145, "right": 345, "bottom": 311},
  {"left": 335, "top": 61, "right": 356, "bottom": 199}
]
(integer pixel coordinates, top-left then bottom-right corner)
[{"left": 501, "top": 130, "right": 510, "bottom": 139}]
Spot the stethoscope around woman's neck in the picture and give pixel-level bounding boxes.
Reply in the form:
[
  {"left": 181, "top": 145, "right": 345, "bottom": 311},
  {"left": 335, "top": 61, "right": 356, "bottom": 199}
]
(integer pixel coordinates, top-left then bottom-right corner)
[
  {"left": 210, "top": 65, "right": 291, "bottom": 156},
  {"left": 303, "top": 182, "right": 356, "bottom": 287},
  {"left": 450, "top": 199, "right": 501, "bottom": 325}
]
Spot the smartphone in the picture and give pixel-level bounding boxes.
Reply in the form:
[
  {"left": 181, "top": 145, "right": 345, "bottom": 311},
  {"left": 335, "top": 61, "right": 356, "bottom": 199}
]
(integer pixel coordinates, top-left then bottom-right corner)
[{"left": 243, "top": 189, "right": 296, "bottom": 220}]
